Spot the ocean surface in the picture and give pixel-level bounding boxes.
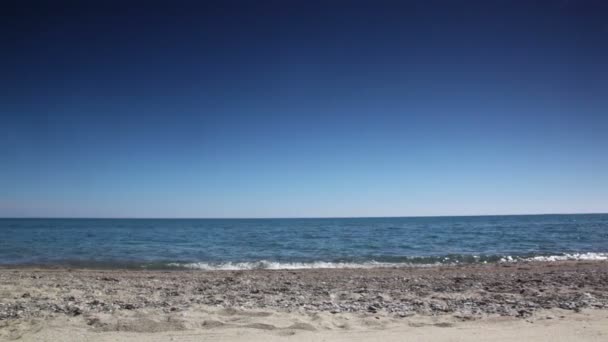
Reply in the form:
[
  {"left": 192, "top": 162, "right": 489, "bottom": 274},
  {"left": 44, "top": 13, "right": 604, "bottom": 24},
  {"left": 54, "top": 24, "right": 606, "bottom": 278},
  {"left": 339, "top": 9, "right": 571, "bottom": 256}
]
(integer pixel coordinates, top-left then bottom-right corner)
[{"left": 1, "top": 214, "right": 607, "bottom": 270}]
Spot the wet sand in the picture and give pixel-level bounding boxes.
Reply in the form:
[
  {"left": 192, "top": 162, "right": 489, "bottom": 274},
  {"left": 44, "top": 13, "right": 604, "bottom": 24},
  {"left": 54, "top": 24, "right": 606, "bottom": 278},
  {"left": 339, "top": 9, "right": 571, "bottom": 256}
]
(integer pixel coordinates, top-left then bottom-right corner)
[{"left": 1, "top": 261, "right": 608, "bottom": 341}]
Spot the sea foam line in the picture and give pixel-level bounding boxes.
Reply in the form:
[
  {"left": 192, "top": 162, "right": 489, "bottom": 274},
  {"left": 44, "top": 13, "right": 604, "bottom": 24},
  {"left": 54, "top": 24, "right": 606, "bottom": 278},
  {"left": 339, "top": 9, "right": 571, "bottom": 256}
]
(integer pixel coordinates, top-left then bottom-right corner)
[
  {"left": 501, "top": 252, "right": 608, "bottom": 263},
  {"left": 166, "top": 260, "right": 421, "bottom": 270},
  {"left": 167, "top": 253, "right": 608, "bottom": 270}
]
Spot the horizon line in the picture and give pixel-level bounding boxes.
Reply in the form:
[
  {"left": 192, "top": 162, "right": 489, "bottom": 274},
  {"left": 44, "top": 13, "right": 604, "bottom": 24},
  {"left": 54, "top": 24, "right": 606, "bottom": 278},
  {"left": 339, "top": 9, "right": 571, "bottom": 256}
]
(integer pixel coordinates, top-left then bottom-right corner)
[{"left": 1, "top": 212, "right": 606, "bottom": 220}]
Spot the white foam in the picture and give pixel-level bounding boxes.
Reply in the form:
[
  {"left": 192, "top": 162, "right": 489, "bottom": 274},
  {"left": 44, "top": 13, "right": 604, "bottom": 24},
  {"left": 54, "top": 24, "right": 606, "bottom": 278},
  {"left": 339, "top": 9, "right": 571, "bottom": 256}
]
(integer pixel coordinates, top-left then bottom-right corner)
[
  {"left": 528, "top": 252, "right": 608, "bottom": 262},
  {"left": 500, "top": 252, "right": 608, "bottom": 263},
  {"left": 167, "top": 260, "right": 422, "bottom": 270},
  {"left": 166, "top": 253, "right": 608, "bottom": 270}
]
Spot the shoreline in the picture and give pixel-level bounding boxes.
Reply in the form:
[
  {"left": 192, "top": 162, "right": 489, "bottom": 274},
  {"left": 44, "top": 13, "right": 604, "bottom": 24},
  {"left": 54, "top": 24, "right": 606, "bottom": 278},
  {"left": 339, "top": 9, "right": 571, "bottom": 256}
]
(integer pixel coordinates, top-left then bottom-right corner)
[
  {"left": 2, "top": 257, "right": 608, "bottom": 270},
  {"left": 2, "top": 260, "right": 608, "bottom": 340},
  {"left": 1, "top": 250, "right": 607, "bottom": 271}
]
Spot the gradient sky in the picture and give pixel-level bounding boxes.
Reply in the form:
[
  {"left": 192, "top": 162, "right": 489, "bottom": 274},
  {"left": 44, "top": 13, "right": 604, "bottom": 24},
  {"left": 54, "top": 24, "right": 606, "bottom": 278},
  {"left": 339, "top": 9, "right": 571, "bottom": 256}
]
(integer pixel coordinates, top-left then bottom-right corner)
[{"left": 1, "top": 0, "right": 607, "bottom": 218}]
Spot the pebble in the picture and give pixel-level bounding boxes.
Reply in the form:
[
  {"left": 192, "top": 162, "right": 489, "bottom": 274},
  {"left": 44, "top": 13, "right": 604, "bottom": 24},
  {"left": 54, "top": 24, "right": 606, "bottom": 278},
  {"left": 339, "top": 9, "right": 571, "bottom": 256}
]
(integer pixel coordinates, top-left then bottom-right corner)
[{"left": 1, "top": 261, "right": 607, "bottom": 321}]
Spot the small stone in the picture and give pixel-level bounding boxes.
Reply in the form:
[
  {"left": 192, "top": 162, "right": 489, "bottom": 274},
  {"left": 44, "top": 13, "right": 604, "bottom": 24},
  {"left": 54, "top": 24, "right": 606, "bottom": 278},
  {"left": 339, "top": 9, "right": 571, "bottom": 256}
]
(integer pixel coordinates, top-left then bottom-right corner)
[
  {"left": 68, "top": 306, "right": 82, "bottom": 316},
  {"left": 100, "top": 277, "right": 119, "bottom": 282},
  {"left": 516, "top": 309, "right": 531, "bottom": 318},
  {"left": 398, "top": 312, "right": 414, "bottom": 318},
  {"left": 86, "top": 317, "right": 100, "bottom": 325}
]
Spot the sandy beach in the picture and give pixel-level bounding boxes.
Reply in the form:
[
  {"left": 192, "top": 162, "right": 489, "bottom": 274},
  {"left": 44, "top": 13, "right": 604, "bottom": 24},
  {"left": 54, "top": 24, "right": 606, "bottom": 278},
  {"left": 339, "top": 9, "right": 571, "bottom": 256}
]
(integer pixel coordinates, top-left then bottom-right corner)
[{"left": 1, "top": 261, "right": 608, "bottom": 341}]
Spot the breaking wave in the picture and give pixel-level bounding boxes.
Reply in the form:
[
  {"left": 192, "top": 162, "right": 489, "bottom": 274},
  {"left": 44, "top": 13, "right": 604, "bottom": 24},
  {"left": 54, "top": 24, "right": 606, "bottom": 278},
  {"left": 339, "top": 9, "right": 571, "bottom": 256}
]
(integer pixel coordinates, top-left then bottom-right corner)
[
  {"left": 166, "top": 260, "right": 411, "bottom": 270},
  {"left": 501, "top": 252, "right": 608, "bottom": 262},
  {"left": 165, "top": 252, "right": 608, "bottom": 270}
]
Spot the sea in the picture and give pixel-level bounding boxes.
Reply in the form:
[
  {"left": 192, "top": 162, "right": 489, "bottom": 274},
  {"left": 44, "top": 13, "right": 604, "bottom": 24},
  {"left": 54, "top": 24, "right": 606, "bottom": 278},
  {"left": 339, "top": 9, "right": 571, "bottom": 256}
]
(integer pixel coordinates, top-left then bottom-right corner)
[{"left": 1, "top": 214, "right": 607, "bottom": 270}]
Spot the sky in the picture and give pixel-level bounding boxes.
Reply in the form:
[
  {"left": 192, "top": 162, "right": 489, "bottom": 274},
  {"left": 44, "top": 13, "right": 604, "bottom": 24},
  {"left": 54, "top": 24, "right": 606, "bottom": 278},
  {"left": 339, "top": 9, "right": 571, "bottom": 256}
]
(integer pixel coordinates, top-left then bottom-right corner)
[{"left": 1, "top": 0, "right": 607, "bottom": 218}]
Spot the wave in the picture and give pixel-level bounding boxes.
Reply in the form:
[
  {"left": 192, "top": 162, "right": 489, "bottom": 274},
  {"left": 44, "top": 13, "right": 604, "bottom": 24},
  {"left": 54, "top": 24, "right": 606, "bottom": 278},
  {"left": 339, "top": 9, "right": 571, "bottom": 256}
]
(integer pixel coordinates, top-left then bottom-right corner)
[
  {"left": 501, "top": 252, "right": 608, "bottom": 262},
  {"left": 165, "top": 252, "right": 608, "bottom": 270},
  {"left": 166, "top": 260, "right": 412, "bottom": 270}
]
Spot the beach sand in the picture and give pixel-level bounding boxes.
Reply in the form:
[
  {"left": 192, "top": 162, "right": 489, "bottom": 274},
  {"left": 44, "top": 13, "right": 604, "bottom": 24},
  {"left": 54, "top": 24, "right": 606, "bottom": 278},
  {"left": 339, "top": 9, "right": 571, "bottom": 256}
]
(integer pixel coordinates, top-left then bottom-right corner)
[{"left": 1, "top": 261, "right": 607, "bottom": 341}]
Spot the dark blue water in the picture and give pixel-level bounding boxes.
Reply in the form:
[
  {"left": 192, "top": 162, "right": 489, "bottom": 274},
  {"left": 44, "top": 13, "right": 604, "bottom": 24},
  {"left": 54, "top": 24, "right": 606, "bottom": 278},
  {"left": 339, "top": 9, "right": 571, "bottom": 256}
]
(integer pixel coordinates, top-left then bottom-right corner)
[{"left": 1, "top": 214, "right": 607, "bottom": 269}]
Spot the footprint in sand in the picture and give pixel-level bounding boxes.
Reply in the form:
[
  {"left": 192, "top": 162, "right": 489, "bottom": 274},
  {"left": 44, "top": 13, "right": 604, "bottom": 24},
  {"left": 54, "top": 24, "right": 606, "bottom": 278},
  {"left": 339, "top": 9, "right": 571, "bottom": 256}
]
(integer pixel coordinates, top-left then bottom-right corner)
[
  {"left": 243, "top": 323, "right": 277, "bottom": 330},
  {"left": 217, "top": 308, "right": 273, "bottom": 317},
  {"left": 200, "top": 320, "right": 227, "bottom": 328},
  {"left": 286, "top": 322, "right": 316, "bottom": 331}
]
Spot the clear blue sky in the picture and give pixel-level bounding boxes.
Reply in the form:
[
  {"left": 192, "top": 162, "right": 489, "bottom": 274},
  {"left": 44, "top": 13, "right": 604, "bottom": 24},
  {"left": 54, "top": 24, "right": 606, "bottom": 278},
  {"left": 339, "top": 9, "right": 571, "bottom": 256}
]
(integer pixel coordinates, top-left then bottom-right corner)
[{"left": 1, "top": 1, "right": 607, "bottom": 218}]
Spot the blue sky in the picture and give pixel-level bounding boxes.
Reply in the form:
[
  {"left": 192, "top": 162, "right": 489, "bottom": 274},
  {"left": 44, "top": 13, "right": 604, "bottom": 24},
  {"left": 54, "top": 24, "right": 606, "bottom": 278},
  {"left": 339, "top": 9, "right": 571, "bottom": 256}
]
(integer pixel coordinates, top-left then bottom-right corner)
[{"left": 1, "top": 1, "right": 607, "bottom": 217}]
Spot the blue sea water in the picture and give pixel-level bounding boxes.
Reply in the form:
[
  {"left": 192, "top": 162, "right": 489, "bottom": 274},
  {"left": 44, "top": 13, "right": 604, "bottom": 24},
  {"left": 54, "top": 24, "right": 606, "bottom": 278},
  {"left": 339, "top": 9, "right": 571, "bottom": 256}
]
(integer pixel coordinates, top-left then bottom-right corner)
[{"left": 1, "top": 214, "right": 607, "bottom": 269}]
